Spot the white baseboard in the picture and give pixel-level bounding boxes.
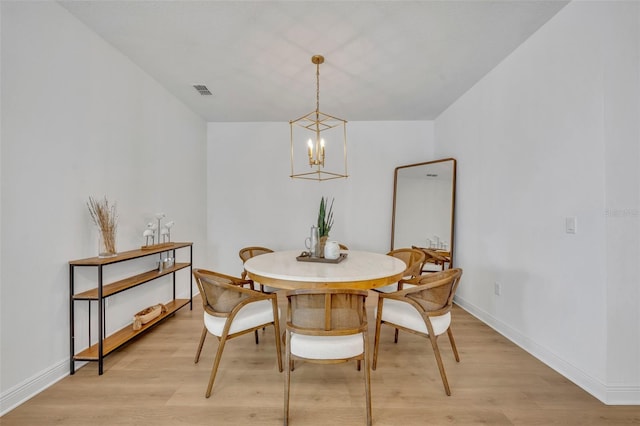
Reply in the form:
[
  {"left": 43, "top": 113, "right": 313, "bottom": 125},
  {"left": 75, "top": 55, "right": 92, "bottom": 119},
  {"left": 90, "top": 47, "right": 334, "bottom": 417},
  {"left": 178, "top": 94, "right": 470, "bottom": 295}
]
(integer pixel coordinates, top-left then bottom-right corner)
[
  {"left": 603, "top": 385, "right": 640, "bottom": 405},
  {"left": 454, "top": 295, "right": 640, "bottom": 405},
  {"left": 0, "top": 359, "right": 70, "bottom": 416}
]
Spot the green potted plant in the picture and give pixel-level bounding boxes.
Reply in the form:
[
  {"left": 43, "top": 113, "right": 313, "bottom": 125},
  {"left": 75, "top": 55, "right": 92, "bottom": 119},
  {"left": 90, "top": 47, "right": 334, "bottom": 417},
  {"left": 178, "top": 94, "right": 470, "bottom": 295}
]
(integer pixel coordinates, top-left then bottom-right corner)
[{"left": 317, "top": 196, "right": 334, "bottom": 257}]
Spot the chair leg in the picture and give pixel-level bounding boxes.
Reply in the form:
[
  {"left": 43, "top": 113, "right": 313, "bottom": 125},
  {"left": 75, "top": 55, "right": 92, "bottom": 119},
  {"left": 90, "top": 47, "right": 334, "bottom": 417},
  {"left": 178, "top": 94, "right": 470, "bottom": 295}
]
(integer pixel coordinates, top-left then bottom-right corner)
[
  {"left": 429, "top": 335, "right": 451, "bottom": 396},
  {"left": 205, "top": 336, "right": 228, "bottom": 398},
  {"left": 363, "top": 335, "right": 372, "bottom": 426},
  {"left": 283, "top": 330, "right": 295, "bottom": 371},
  {"left": 394, "top": 328, "right": 399, "bottom": 343},
  {"left": 284, "top": 334, "right": 291, "bottom": 426},
  {"left": 254, "top": 329, "right": 259, "bottom": 344},
  {"left": 260, "top": 285, "right": 268, "bottom": 331},
  {"left": 447, "top": 327, "right": 460, "bottom": 362},
  {"left": 194, "top": 326, "right": 207, "bottom": 363},
  {"left": 372, "top": 299, "right": 384, "bottom": 370},
  {"left": 272, "top": 323, "right": 283, "bottom": 373}
]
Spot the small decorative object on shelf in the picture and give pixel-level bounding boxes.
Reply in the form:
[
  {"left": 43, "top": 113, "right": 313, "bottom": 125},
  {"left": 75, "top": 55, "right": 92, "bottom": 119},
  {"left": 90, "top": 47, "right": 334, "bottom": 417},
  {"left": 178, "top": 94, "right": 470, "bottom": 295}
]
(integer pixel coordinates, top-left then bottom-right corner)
[
  {"left": 316, "top": 196, "right": 334, "bottom": 257},
  {"left": 132, "top": 303, "right": 168, "bottom": 331},
  {"left": 158, "top": 255, "right": 174, "bottom": 272},
  {"left": 163, "top": 220, "right": 174, "bottom": 243},
  {"left": 87, "top": 196, "right": 118, "bottom": 258},
  {"left": 143, "top": 228, "right": 154, "bottom": 246},
  {"left": 155, "top": 212, "right": 165, "bottom": 236},
  {"left": 141, "top": 214, "right": 175, "bottom": 250}
]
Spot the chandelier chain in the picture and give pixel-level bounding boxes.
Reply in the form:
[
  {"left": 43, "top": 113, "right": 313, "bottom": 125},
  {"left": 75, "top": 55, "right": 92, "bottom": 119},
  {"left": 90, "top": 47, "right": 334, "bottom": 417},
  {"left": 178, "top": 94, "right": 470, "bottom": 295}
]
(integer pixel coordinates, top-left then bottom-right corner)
[{"left": 316, "top": 61, "right": 320, "bottom": 115}]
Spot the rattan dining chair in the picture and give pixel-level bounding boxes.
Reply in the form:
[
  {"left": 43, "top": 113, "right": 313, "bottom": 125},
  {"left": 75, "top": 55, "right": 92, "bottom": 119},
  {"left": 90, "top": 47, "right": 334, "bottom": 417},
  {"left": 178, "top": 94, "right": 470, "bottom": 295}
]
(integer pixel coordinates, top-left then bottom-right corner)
[
  {"left": 375, "top": 248, "right": 426, "bottom": 293},
  {"left": 239, "top": 246, "right": 277, "bottom": 293},
  {"left": 284, "top": 289, "right": 371, "bottom": 426},
  {"left": 192, "top": 268, "right": 283, "bottom": 398},
  {"left": 373, "top": 268, "right": 463, "bottom": 396}
]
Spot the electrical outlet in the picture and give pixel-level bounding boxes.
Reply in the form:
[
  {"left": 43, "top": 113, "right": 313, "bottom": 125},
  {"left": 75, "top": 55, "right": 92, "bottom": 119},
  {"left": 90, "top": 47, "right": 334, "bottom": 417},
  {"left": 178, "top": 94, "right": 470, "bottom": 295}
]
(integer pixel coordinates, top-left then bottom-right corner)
[{"left": 494, "top": 282, "right": 501, "bottom": 296}]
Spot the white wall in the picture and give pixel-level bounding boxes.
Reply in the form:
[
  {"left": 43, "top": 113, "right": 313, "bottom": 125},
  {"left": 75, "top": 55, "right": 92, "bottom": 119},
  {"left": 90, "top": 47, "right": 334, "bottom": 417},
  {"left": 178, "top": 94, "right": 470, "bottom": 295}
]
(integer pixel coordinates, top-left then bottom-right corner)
[
  {"left": 601, "top": 2, "right": 640, "bottom": 402},
  {"left": 206, "top": 121, "right": 434, "bottom": 276},
  {"left": 0, "top": 2, "right": 207, "bottom": 413},
  {"left": 435, "top": 1, "right": 639, "bottom": 404}
]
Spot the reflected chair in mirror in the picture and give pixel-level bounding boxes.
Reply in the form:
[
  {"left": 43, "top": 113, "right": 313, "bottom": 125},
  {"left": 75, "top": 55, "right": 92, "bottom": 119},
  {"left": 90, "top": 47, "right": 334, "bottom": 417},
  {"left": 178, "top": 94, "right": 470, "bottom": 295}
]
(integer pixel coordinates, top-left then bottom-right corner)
[
  {"left": 192, "top": 268, "right": 283, "bottom": 398},
  {"left": 412, "top": 246, "right": 451, "bottom": 273},
  {"left": 239, "top": 246, "right": 277, "bottom": 293},
  {"left": 372, "top": 268, "right": 463, "bottom": 396},
  {"left": 375, "top": 248, "right": 426, "bottom": 293},
  {"left": 284, "top": 289, "right": 371, "bottom": 426}
]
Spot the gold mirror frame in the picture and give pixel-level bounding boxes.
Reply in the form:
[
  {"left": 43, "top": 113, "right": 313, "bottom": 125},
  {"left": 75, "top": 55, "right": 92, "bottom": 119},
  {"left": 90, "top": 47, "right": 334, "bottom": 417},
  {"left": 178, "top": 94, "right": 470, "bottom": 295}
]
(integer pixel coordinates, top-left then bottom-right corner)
[{"left": 391, "top": 158, "right": 457, "bottom": 268}]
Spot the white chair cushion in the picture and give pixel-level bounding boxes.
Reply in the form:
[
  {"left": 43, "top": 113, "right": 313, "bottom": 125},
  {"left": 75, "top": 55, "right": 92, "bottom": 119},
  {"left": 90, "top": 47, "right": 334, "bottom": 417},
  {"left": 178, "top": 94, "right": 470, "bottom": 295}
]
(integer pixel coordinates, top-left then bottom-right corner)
[
  {"left": 290, "top": 333, "right": 364, "bottom": 360},
  {"left": 376, "top": 275, "right": 417, "bottom": 293},
  {"left": 261, "top": 285, "right": 279, "bottom": 293},
  {"left": 378, "top": 298, "right": 450, "bottom": 336},
  {"left": 375, "top": 283, "right": 399, "bottom": 293},
  {"left": 204, "top": 300, "right": 275, "bottom": 337}
]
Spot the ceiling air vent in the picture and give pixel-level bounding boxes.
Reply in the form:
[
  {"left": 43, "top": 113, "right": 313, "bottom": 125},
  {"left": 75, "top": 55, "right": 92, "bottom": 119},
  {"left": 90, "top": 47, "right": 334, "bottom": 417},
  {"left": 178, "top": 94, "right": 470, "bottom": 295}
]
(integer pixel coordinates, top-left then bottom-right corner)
[{"left": 193, "top": 85, "right": 212, "bottom": 96}]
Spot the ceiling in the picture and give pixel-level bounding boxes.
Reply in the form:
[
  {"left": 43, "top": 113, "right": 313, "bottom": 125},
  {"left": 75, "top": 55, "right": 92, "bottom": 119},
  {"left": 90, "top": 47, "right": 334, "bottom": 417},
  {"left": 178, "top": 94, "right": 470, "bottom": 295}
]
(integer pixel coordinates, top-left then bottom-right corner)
[{"left": 58, "top": 1, "right": 568, "bottom": 123}]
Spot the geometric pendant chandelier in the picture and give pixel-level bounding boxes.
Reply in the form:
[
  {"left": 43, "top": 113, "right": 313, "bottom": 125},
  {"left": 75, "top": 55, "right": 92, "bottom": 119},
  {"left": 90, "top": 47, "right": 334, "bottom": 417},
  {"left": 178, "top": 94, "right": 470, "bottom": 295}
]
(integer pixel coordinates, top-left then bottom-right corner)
[{"left": 290, "top": 55, "right": 348, "bottom": 181}]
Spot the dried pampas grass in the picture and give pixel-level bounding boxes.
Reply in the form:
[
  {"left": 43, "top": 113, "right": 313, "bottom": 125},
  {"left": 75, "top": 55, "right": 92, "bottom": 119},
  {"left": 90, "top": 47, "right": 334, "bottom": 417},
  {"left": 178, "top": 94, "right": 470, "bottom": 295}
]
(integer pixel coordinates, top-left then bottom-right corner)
[{"left": 87, "top": 196, "right": 117, "bottom": 256}]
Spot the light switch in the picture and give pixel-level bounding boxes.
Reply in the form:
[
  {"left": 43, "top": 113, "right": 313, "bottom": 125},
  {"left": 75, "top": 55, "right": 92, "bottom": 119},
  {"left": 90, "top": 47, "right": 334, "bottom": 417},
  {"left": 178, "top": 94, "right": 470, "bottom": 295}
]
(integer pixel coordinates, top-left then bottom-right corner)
[{"left": 565, "top": 216, "right": 577, "bottom": 234}]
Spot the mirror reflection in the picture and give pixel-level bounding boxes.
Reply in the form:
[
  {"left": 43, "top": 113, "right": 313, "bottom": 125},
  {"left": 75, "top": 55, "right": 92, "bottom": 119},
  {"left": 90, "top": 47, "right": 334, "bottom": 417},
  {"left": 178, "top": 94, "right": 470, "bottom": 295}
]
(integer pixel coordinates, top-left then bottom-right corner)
[{"left": 391, "top": 158, "right": 457, "bottom": 269}]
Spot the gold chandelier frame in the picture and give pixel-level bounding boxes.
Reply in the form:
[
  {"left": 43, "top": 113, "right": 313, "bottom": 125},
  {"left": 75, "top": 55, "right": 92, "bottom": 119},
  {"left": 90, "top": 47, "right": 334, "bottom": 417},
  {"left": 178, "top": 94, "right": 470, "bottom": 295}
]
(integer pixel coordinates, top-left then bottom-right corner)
[{"left": 290, "top": 55, "right": 348, "bottom": 181}]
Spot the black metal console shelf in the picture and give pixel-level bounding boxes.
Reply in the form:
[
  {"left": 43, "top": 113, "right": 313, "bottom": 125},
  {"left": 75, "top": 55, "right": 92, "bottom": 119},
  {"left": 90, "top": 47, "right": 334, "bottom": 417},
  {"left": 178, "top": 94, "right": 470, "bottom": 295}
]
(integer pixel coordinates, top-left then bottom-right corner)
[{"left": 69, "top": 242, "right": 193, "bottom": 375}]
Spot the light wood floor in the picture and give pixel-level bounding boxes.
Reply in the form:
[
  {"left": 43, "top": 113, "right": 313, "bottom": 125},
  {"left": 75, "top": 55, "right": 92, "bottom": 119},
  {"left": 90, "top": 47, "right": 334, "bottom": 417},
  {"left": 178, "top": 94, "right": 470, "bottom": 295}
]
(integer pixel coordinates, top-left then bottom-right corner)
[{"left": 3, "top": 293, "right": 639, "bottom": 425}]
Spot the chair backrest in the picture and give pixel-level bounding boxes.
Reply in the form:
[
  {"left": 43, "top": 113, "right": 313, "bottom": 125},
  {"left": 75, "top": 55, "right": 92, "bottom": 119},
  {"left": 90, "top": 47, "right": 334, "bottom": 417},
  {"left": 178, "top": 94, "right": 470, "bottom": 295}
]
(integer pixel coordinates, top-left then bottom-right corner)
[
  {"left": 193, "top": 268, "right": 253, "bottom": 316},
  {"left": 285, "top": 289, "right": 368, "bottom": 336},
  {"left": 238, "top": 247, "right": 274, "bottom": 282},
  {"left": 238, "top": 246, "right": 274, "bottom": 263},
  {"left": 404, "top": 268, "right": 463, "bottom": 313},
  {"left": 387, "top": 248, "right": 426, "bottom": 278}
]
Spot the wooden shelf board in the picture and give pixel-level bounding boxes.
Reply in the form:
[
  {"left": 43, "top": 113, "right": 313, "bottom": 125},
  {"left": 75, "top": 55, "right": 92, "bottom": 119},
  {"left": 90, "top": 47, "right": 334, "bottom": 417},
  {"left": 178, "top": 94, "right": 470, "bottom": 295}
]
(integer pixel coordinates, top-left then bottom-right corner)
[
  {"left": 73, "top": 299, "right": 190, "bottom": 360},
  {"left": 73, "top": 263, "right": 190, "bottom": 300},
  {"left": 69, "top": 242, "right": 192, "bottom": 266}
]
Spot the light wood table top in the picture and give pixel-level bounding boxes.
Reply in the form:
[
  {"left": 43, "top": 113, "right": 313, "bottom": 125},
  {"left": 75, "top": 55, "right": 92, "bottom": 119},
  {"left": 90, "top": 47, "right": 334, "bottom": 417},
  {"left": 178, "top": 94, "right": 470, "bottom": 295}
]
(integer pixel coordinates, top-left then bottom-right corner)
[{"left": 243, "top": 250, "right": 406, "bottom": 290}]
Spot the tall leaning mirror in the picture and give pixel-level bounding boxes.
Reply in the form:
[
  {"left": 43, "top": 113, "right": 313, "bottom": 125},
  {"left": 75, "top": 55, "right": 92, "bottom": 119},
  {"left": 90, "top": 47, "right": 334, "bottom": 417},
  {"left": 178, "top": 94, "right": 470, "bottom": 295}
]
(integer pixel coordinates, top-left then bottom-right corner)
[{"left": 391, "top": 158, "right": 457, "bottom": 270}]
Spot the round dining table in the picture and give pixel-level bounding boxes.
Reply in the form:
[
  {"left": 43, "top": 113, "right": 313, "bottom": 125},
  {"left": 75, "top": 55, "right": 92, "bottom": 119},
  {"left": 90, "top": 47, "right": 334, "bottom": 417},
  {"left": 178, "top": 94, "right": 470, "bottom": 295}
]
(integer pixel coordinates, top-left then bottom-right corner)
[{"left": 243, "top": 250, "right": 406, "bottom": 290}]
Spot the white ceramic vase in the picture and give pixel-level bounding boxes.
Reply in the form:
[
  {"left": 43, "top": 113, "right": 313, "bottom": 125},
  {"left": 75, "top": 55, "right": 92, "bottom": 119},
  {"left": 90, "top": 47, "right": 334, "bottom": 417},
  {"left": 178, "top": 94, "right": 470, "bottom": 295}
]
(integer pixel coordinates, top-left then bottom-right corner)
[{"left": 324, "top": 240, "right": 340, "bottom": 260}]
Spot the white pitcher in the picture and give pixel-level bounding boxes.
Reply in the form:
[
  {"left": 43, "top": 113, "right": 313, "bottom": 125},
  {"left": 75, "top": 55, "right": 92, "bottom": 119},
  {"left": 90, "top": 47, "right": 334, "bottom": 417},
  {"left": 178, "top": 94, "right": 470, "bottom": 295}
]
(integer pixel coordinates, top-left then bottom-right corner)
[{"left": 305, "top": 226, "right": 320, "bottom": 257}]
